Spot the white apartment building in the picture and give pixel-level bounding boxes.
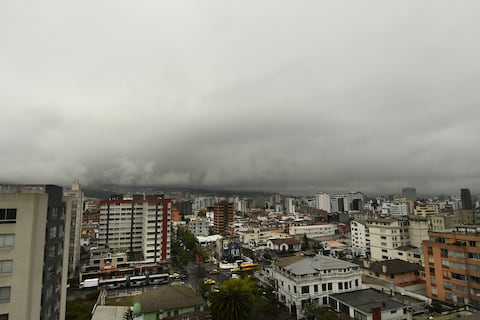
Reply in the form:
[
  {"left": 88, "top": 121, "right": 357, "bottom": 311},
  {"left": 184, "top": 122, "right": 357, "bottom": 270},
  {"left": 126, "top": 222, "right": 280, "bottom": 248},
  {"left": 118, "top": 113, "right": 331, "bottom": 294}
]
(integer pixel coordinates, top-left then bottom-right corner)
[
  {"left": 315, "top": 192, "right": 331, "bottom": 212},
  {"left": 0, "top": 185, "right": 70, "bottom": 320},
  {"left": 289, "top": 224, "right": 337, "bottom": 238},
  {"left": 367, "top": 217, "right": 410, "bottom": 261},
  {"left": 98, "top": 195, "right": 172, "bottom": 263},
  {"left": 187, "top": 218, "right": 210, "bottom": 237},
  {"left": 350, "top": 220, "right": 370, "bottom": 256},
  {"left": 270, "top": 253, "right": 362, "bottom": 319},
  {"left": 381, "top": 202, "right": 410, "bottom": 216},
  {"left": 408, "top": 215, "right": 430, "bottom": 248}
]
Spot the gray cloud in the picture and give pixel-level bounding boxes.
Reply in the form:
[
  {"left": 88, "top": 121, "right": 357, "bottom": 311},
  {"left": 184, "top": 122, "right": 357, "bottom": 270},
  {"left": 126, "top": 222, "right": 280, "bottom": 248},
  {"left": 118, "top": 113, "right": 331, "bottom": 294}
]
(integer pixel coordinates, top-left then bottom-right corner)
[{"left": 1, "top": 1, "right": 480, "bottom": 195}]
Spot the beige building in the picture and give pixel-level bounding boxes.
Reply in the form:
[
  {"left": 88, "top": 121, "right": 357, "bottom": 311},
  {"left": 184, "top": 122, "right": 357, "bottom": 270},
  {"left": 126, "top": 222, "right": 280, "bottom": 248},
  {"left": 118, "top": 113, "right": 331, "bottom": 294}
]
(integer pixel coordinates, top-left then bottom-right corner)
[
  {"left": 0, "top": 185, "right": 70, "bottom": 320},
  {"left": 413, "top": 204, "right": 439, "bottom": 216},
  {"left": 237, "top": 227, "right": 287, "bottom": 246},
  {"left": 63, "top": 182, "right": 84, "bottom": 277},
  {"left": 367, "top": 217, "right": 410, "bottom": 261}
]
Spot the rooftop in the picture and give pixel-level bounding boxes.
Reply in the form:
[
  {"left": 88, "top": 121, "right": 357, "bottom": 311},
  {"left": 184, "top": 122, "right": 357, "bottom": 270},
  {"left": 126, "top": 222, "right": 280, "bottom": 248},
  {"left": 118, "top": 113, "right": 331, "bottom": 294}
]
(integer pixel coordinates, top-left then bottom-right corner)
[
  {"left": 330, "top": 288, "right": 407, "bottom": 314},
  {"left": 277, "top": 253, "right": 358, "bottom": 276},
  {"left": 137, "top": 286, "right": 205, "bottom": 313},
  {"left": 269, "top": 238, "right": 301, "bottom": 245},
  {"left": 369, "top": 259, "right": 420, "bottom": 275}
]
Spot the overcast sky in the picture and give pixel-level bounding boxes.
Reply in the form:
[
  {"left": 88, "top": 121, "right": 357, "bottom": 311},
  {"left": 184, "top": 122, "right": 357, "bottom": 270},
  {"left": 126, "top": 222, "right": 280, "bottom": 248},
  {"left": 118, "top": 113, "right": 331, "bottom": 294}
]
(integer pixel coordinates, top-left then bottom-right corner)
[{"left": 1, "top": 1, "right": 480, "bottom": 195}]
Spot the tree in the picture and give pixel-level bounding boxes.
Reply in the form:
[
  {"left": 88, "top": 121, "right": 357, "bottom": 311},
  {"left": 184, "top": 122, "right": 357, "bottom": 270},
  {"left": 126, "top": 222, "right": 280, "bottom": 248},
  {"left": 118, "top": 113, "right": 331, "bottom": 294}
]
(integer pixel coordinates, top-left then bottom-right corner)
[
  {"left": 209, "top": 278, "right": 256, "bottom": 320},
  {"left": 302, "top": 301, "right": 340, "bottom": 320},
  {"left": 301, "top": 234, "right": 310, "bottom": 251}
]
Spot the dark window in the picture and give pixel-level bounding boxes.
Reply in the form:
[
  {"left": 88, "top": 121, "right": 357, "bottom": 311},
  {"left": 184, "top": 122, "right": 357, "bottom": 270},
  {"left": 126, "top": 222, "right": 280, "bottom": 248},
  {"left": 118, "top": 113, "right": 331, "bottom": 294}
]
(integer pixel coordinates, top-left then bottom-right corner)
[
  {"left": 0, "top": 209, "right": 16, "bottom": 224},
  {"left": 314, "top": 284, "right": 318, "bottom": 292},
  {"left": 301, "top": 286, "right": 309, "bottom": 294}
]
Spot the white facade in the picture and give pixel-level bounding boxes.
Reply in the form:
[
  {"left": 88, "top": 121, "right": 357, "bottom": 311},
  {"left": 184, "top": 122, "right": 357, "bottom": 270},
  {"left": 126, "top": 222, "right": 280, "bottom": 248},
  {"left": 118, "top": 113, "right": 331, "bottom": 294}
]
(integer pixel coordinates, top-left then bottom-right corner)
[
  {"left": 271, "top": 253, "right": 362, "bottom": 319},
  {"left": 289, "top": 224, "right": 337, "bottom": 238},
  {"left": 367, "top": 218, "right": 410, "bottom": 261},
  {"left": 381, "top": 202, "right": 409, "bottom": 216},
  {"left": 99, "top": 197, "right": 171, "bottom": 263},
  {"left": 330, "top": 195, "right": 348, "bottom": 213},
  {"left": 286, "top": 197, "right": 295, "bottom": 214},
  {"left": 314, "top": 192, "right": 331, "bottom": 212},
  {"left": 187, "top": 218, "right": 210, "bottom": 237},
  {"left": 350, "top": 220, "right": 370, "bottom": 256}
]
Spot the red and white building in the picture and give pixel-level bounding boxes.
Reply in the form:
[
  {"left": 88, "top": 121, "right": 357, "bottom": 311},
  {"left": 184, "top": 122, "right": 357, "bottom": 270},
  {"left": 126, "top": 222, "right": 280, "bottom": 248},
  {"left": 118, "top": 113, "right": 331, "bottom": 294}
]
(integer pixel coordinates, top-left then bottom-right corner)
[{"left": 98, "top": 195, "right": 172, "bottom": 264}]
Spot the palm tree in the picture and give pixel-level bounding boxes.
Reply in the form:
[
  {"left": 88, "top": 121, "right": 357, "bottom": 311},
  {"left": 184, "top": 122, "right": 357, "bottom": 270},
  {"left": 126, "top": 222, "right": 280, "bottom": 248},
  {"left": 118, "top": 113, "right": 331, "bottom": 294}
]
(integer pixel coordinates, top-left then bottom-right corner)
[{"left": 209, "top": 278, "right": 255, "bottom": 320}]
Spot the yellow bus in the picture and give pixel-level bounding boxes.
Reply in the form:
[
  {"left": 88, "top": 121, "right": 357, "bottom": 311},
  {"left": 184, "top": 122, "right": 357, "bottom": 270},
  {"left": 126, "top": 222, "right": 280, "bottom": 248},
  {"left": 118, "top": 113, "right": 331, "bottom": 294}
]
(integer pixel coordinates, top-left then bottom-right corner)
[{"left": 239, "top": 263, "right": 259, "bottom": 271}]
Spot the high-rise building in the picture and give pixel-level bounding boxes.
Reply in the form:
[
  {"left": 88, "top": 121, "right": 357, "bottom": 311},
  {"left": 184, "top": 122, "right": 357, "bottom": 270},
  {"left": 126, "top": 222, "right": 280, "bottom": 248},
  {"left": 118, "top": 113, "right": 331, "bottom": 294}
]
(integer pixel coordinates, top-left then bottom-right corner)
[
  {"left": 314, "top": 192, "right": 331, "bottom": 212},
  {"left": 0, "top": 185, "right": 70, "bottom": 320},
  {"left": 213, "top": 201, "right": 234, "bottom": 235},
  {"left": 63, "top": 182, "right": 84, "bottom": 277},
  {"left": 423, "top": 226, "right": 480, "bottom": 307},
  {"left": 347, "top": 192, "right": 364, "bottom": 211},
  {"left": 98, "top": 195, "right": 172, "bottom": 263},
  {"left": 330, "top": 195, "right": 347, "bottom": 213},
  {"left": 402, "top": 187, "right": 417, "bottom": 202},
  {"left": 285, "top": 197, "right": 295, "bottom": 214},
  {"left": 461, "top": 188, "right": 473, "bottom": 210}
]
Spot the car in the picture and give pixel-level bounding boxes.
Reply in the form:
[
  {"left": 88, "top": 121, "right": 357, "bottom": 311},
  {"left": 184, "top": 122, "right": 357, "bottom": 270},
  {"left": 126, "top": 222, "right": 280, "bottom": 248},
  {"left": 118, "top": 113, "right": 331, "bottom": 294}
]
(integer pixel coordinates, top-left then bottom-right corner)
[
  {"left": 209, "top": 269, "right": 219, "bottom": 275},
  {"left": 203, "top": 278, "right": 216, "bottom": 285}
]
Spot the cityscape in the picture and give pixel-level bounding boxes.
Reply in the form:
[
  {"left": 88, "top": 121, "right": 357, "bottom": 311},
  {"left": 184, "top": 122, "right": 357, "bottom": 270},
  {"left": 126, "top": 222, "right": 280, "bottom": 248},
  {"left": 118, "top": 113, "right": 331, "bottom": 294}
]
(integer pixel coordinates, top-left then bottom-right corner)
[
  {"left": 2, "top": 1, "right": 480, "bottom": 320},
  {"left": 1, "top": 183, "right": 480, "bottom": 319}
]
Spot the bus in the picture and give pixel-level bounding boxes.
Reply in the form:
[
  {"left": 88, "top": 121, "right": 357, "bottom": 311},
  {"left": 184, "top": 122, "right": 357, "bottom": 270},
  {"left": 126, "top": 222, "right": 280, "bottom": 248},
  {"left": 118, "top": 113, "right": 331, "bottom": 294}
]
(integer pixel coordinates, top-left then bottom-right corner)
[
  {"left": 128, "top": 275, "right": 147, "bottom": 287},
  {"left": 99, "top": 277, "right": 127, "bottom": 289},
  {"left": 239, "top": 263, "right": 259, "bottom": 272},
  {"left": 148, "top": 273, "right": 170, "bottom": 285}
]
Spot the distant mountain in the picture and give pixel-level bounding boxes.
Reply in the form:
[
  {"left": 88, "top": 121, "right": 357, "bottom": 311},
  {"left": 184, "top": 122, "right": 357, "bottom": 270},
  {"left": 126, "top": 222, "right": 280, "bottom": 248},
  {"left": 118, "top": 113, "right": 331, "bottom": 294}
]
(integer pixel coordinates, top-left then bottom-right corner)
[{"left": 82, "top": 183, "right": 276, "bottom": 199}]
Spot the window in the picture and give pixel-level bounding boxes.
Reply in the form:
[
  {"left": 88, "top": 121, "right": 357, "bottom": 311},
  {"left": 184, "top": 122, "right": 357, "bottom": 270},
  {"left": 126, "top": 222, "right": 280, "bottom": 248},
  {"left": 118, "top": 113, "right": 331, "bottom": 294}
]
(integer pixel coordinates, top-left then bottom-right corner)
[
  {"left": 0, "top": 314, "right": 8, "bottom": 320},
  {"left": 0, "top": 261, "right": 12, "bottom": 276},
  {"left": 0, "top": 235, "right": 14, "bottom": 249},
  {"left": 328, "top": 283, "right": 332, "bottom": 290},
  {"left": 0, "top": 209, "right": 16, "bottom": 224},
  {"left": 301, "top": 286, "right": 309, "bottom": 294},
  {"left": 0, "top": 287, "right": 10, "bottom": 303},
  {"left": 322, "top": 283, "right": 326, "bottom": 291},
  {"left": 431, "top": 287, "right": 437, "bottom": 296},
  {"left": 314, "top": 284, "right": 318, "bottom": 293},
  {"left": 338, "top": 283, "right": 343, "bottom": 290}
]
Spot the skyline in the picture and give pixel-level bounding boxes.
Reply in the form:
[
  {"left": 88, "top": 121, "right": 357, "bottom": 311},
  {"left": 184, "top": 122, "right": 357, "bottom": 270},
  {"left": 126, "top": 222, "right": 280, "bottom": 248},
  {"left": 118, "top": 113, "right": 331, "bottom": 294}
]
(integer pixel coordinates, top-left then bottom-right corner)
[{"left": 2, "top": 1, "right": 480, "bottom": 195}]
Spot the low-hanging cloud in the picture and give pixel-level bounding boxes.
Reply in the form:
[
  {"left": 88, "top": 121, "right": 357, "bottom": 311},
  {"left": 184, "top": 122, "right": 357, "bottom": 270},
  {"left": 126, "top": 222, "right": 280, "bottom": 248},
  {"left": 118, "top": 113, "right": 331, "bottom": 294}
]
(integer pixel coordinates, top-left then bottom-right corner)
[{"left": 1, "top": 1, "right": 480, "bottom": 195}]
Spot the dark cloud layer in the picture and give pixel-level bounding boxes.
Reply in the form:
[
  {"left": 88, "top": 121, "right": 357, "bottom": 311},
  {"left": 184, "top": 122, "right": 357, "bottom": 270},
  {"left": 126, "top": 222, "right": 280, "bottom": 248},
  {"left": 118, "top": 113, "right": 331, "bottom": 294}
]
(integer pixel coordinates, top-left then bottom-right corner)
[{"left": 1, "top": 1, "right": 480, "bottom": 195}]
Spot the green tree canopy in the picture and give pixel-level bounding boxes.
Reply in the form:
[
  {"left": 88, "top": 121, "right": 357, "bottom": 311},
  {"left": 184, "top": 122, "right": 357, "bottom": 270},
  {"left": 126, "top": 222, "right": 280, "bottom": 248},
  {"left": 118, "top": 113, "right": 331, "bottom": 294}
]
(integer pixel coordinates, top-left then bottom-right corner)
[{"left": 209, "top": 278, "right": 256, "bottom": 320}]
